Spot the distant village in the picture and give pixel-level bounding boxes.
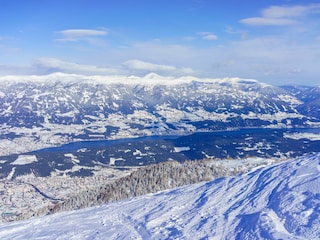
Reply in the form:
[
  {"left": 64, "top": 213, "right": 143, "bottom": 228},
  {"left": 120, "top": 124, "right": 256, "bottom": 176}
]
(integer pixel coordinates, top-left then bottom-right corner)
[{"left": 0, "top": 167, "right": 133, "bottom": 223}]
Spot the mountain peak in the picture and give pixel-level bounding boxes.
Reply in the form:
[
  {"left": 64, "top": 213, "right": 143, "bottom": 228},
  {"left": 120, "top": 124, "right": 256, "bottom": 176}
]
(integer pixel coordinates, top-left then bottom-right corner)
[{"left": 143, "top": 72, "right": 165, "bottom": 79}]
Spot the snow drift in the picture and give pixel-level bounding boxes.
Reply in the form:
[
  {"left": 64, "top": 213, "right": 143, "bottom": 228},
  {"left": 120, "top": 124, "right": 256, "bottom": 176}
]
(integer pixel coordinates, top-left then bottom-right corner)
[{"left": 0, "top": 153, "right": 319, "bottom": 239}]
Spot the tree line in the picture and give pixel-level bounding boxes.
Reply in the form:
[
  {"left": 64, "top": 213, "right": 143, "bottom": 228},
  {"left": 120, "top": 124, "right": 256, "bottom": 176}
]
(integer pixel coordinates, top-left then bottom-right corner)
[{"left": 17, "top": 158, "right": 246, "bottom": 221}]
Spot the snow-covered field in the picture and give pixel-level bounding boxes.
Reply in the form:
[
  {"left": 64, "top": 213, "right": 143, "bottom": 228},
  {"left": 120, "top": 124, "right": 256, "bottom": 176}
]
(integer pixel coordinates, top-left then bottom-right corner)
[
  {"left": 0, "top": 153, "right": 319, "bottom": 239},
  {"left": 10, "top": 155, "right": 38, "bottom": 165},
  {"left": 284, "top": 132, "right": 320, "bottom": 141}
]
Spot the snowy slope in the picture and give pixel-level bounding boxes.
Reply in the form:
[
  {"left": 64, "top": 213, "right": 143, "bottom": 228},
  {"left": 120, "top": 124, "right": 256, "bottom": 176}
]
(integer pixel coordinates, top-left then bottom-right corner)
[
  {"left": 281, "top": 85, "right": 320, "bottom": 120},
  {"left": 0, "top": 153, "right": 319, "bottom": 240}
]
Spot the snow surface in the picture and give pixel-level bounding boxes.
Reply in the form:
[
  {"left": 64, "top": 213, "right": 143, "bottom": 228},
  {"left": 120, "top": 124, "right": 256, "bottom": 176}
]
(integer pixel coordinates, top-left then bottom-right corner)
[
  {"left": 173, "top": 146, "right": 190, "bottom": 152},
  {"left": 10, "top": 155, "right": 38, "bottom": 165},
  {"left": 0, "top": 154, "right": 319, "bottom": 240},
  {"left": 0, "top": 72, "right": 257, "bottom": 86},
  {"left": 284, "top": 132, "right": 320, "bottom": 141}
]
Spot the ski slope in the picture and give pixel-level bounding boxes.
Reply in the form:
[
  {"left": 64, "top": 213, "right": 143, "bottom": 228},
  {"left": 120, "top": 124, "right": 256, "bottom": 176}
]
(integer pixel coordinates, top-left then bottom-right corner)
[{"left": 0, "top": 154, "right": 319, "bottom": 239}]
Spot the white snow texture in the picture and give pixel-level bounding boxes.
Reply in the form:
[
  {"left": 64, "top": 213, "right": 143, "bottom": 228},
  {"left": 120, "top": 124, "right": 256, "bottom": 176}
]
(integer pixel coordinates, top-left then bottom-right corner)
[{"left": 0, "top": 154, "right": 319, "bottom": 240}]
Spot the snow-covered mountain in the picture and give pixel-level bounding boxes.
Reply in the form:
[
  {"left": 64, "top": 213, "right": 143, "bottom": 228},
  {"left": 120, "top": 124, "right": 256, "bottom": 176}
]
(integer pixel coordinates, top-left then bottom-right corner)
[
  {"left": 281, "top": 85, "right": 320, "bottom": 120},
  {"left": 295, "top": 86, "right": 320, "bottom": 121},
  {"left": 1, "top": 73, "right": 319, "bottom": 179},
  {"left": 0, "top": 153, "right": 319, "bottom": 239},
  {"left": 0, "top": 73, "right": 313, "bottom": 157}
]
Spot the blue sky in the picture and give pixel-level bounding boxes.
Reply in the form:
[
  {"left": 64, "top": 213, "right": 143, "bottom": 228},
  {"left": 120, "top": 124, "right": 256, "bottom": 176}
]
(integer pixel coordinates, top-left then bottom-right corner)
[{"left": 0, "top": 0, "right": 320, "bottom": 85}]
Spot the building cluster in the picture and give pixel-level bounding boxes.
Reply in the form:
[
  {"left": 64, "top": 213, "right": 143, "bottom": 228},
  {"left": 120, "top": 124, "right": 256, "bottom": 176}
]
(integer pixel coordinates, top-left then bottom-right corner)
[{"left": 0, "top": 167, "right": 134, "bottom": 223}]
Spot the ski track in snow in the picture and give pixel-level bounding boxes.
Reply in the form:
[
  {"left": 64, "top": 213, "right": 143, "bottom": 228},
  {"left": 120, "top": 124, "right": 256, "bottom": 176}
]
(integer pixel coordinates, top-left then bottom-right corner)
[{"left": 0, "top": 154, "right": 319, "bottom": 239}]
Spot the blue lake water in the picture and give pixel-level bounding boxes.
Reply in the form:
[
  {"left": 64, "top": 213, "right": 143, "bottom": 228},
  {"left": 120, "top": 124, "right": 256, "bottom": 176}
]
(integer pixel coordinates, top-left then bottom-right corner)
[
  {"left": 34, "top": 128, "right": 320, "bottom": 153},
  {"left": 34, "top": 135, "right": 180, "bottom": 153},
  {"left": 5, "top": 127, "right": 319, "bottom": 178}
]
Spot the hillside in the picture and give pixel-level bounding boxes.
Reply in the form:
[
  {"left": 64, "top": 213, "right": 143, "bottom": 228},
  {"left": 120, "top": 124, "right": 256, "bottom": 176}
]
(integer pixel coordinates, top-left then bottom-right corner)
[
  {"left": 2, "top": 74, "right": 320, "bottom": 180},
  {"left": 0, "top": 73, "right": 312, "bottom": 158},
  {"left": 0, "top": 153, "right": 319, "bottom": 239},
  {"left": 281, "top": 85, "right": 320, "bottom": 120}
]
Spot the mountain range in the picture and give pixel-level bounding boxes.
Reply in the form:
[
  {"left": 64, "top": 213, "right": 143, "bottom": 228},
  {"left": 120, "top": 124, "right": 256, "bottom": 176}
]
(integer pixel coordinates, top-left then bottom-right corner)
[
  {"left": 1, "top": 73, "right": 319, "bottom": 179},
  {"left": 0, "top": 73, "right": 319, "bottom": 156}
]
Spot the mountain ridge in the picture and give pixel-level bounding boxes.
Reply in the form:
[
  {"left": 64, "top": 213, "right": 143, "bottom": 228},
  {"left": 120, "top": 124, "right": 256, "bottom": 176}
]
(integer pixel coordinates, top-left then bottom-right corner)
[
  {"left": 0, "top": 74, "right": 314, "bottom": 154},
  {"left": 0, "top": 74, "right": 319, "bottom": 180}
]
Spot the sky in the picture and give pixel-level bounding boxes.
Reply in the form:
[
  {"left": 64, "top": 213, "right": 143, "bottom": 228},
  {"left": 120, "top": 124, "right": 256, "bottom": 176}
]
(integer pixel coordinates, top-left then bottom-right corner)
[{"left": 0, "top": 0, "right": 320, "bottom": 85}]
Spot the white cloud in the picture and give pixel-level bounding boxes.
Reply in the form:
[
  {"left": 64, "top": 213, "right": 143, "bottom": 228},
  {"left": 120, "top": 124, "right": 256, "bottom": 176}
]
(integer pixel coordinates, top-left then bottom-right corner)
[
  {"left": 197, "top": 32, "right": 218, "bottom": 40},
  {"left": 240, "top": 17, "right": 297, "bottom": 26},
  {"left": 32, "top": 58, "right": 119, "bottom": 75},
  {"left": 54, "top": 29, "right": 108, "bottom": 48},
  {"left": 56, "top": 29, "right": 107, "bottom": 42},
  {"left": 203, "top": 34, "right": 218, "bottom": 41},
  {"left": 240, "top": 4, "right": 320, "bottom": 26},
  {"left": 123, "top": 59, "right": 176, "bottom": 71},
  {"left": 122, "top": 59, "right": 194, "bottom": 75},
  {"left": 263, "top": 4, "right": 320, "bottom": 18},
  {"left": 60, "top": 29, "right": 107, "bottom": 37}
]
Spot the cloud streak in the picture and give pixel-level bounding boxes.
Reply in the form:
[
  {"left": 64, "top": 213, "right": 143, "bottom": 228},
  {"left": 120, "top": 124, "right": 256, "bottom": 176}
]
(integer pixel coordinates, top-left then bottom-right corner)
[
  {"left": 263, "top": 4, "right": 320, "bottom": 18},
  {"left": 240, "top": 17, "right": 297, "bottom": 26},
  {"left": 32, "top": 58, "right": 119, "bottom": 75},
  {"left": 122, "top": 59, "right": 194, "bottom": 75},
  {"left": 197, "top": 32, "right": 218, "bottom": 40},
  {"left": 240, "top": 4, "right": 320, "bottom": 26},
  {"left": 55, "top": 29, "right": 108, "bottom": 43},
  {"left": 58, "top": 29, "right": 107, "bottom": 39}
]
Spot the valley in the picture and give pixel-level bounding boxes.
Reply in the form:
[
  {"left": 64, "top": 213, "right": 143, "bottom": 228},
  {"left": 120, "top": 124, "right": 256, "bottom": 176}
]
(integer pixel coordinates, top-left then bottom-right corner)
[
  {"left": 0, "top": 74, "right": 319, "bottom": 224},
  {"left": 1, "top": 74, "right": 318, "bottom": 158},
  {"left": 1, "top": 128, "right": 320, "bottom": 180},
  {"left": 1, "top": 1, "right": 320, "bottom": 238},
  {"left": 0, "top": 127, "right": 319, "bottom": 223}
]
